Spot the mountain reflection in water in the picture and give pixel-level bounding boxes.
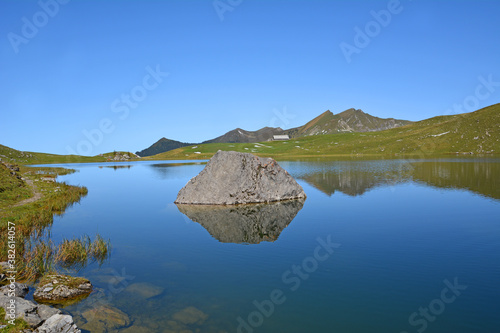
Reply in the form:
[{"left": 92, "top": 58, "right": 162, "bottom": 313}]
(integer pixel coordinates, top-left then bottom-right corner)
[{"left": 297, "top": 159, "right": 500, "bottom": 200}]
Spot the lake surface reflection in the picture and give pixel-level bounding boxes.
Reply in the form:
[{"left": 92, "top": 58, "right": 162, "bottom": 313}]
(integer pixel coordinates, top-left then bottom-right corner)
[
  {"left": 294, "top": 159, "right": 500, "bottom": 199},
  {"left": 176, "top": 199, "right": 305, "bottom": 244},
  {"left": 34, "top": 158, "right": 500, "bottom": 332}
]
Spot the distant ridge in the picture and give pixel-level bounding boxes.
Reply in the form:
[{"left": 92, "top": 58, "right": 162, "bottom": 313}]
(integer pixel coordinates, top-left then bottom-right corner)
[
  {"left": 285, "top": 108, "right": 411, "bottom": 137},
  {"left": 136, "top": 137, "right": 195, "bottom": 157},
  {"left": 202, "top": 127, "right": 285, "bottom": 144},
  {"left": 136, "top": 108, "right": 412, "bottom": 156}
]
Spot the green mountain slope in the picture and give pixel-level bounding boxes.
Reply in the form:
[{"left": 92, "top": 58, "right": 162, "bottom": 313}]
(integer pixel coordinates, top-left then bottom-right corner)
[
  {"left": 147, "top": 103, "right": 500, "bottom": 160},
  {"left": 136, "top": 137, "right": 194, "bottom": 157},
  {"left": 0, "top": 145, "right": 138, "bottom": 165},
  {"left": 285, "top": 108, "right": 411, "bottom": 137}
]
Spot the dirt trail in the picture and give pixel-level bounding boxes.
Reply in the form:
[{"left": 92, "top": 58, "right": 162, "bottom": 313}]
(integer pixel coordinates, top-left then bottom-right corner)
[{"left": 11, "top": 179, "right": 42, "bottom": 207}]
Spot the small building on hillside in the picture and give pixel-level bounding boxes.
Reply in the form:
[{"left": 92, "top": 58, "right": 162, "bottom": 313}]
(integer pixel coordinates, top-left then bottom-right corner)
[{"left": 273, "top": 135, "right": 290, "bottom": 141}]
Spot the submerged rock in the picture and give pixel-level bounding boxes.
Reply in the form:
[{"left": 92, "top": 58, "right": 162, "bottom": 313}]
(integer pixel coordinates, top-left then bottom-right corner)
[
  {"left": 177, "top": 199, "right": 305, "bottom": 244},
  {"left": 175, "top": 150, "right": 306, "bottom": 205},
  {"left": 124, "top": 282, "right": 164, "bottom": 299},
  {"left": 33, "top": 274, "right": 92, "bottom": 305},
  {"left": 119, "top": 325, "right": 151, "bottom": 333},
  {"left": 171, "top": 306, "right": 208, "bottom": 325},
  {"left": 80, "top": 304, "right": 131, "bottom": 332}
]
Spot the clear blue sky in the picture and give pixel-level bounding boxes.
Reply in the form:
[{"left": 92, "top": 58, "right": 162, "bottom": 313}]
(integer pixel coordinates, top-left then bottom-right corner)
[{"left": 1, "top": 0, "right": 499, "bottom": 155}]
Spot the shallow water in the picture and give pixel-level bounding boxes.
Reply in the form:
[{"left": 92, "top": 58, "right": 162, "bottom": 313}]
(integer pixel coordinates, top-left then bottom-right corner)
[{"left": 33, "top": 158, "right": 500, "bottom": 332}]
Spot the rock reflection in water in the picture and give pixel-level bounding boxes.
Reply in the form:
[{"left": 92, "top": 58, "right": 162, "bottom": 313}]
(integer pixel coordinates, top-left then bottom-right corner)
[
  {"left": 176, "top": 199, "right": 305, "bottom": 244},
  {"left": 98, "top": 165, "right": 134, "bottom": 170}
]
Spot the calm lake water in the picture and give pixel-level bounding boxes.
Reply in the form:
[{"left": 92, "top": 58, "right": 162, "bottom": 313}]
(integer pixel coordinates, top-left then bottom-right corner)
[{"left": 32, "top": 158, "right": 500, "bottom": 333}]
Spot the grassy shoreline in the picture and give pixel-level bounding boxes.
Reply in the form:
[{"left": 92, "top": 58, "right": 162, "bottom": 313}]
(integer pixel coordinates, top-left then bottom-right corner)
[{"left": 0, "top": 163, "right": 109, "bottom": 282}]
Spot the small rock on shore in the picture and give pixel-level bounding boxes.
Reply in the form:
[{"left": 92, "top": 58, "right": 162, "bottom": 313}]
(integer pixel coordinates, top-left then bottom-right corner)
[
  {"left": 33, "top": 274, "right": 92, "bottom": 305},
  {"left": 0, "top": 282, "right": 81, "bottom": 332}
]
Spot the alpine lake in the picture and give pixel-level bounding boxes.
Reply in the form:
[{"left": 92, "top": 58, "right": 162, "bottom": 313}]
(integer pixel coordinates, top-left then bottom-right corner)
[{"left": 28, "top": 157, "right": 500, "bottom": 333}]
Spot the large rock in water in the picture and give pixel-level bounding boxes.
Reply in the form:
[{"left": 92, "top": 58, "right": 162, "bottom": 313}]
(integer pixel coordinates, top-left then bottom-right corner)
[{"left": 175, "top": 151, "right": 306, "bottom": 204}]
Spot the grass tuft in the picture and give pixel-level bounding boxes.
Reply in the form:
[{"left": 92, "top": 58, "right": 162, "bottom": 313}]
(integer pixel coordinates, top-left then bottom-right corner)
[{"left": 55, "top": 235, "right": 111, "bottom": 270}]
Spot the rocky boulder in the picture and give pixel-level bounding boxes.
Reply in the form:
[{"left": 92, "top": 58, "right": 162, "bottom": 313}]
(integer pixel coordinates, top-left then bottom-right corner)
[
  {"left": 175, "top": 150, "right": 306, "bottom": 205},
  {"left": 0, "top": 295, "right": 43, "bottom": 327},
  {"left": 0, "top": 295, "right": 65, "bottom": 329},
  {"left": 0, "top": 282, "right": 29, "bottom": 298},
  {"left": 36, "top": 314, "right": 81, "bottom": 333},
  {"left": 0, "top": 277, "right": 81, "bottom": 333}
]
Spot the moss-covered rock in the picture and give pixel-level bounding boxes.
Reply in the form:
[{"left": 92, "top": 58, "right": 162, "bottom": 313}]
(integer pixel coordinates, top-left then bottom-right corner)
[{"left": 33, "top": 274, "right": 92, "bottom": 305}]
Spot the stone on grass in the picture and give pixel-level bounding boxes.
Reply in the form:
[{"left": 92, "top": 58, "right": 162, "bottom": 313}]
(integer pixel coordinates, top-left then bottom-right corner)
[{"left": 175, "top": 150, "right": 306, "bottom": 205}]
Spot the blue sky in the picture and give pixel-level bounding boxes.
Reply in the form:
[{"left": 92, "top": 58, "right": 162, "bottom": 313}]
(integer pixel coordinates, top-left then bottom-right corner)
[{"left": 1, "top": 0, "right": 499, "bottom": 155}]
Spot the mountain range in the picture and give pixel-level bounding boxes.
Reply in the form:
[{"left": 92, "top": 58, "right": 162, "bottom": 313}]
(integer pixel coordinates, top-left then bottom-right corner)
[
  {"left": 286, "top": 108, "right": 411, "bottom": 137},
  {"left": 136, "top": 108, "right": 412, "bottom": 157},
  {"left": 150, "top": 103, "right": 500, "bottom": 160},
  {"left": 1, "top": 103, "right": 498, "bottom": 164}
]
